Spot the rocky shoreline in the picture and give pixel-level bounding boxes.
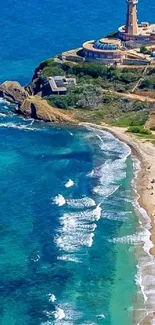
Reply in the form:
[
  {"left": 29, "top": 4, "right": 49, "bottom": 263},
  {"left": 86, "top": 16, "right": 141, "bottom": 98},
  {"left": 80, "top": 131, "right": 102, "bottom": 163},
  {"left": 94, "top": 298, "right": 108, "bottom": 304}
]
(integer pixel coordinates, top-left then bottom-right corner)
[{"left": 0, "top": 80, "right": 74, "bottom": 123}]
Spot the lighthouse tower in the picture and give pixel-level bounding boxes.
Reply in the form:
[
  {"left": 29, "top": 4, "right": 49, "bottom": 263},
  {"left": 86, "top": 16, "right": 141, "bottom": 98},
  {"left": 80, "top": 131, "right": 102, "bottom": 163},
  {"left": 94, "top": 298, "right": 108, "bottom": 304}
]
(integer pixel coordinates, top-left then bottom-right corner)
[{"left": 125, "top": 0, "right": 138, "bottom": 35}]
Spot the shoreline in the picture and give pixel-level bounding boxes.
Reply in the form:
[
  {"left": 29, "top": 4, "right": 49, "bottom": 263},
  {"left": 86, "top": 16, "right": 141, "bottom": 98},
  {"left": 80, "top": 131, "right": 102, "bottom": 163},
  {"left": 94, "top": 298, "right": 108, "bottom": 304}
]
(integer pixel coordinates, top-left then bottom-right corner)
[
  {"left": 80, "top": 122, "right": 155, "bottom": 325},
  {"left": 80, "top": 122, "right": 155, "bottom": 254}
]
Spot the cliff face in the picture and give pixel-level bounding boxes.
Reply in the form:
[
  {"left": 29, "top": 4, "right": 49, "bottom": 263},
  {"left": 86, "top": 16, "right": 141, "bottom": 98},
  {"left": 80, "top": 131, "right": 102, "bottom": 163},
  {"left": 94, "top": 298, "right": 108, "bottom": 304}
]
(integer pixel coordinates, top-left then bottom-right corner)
[
  {"left": 0, "top": 81, "right": 28, "bottom": 105},
  {"left": 0, "top": 80, "right": 74, "bottom": 123},
  {"left": 20, "top": 96, "right": 74, "bottom": 123}
]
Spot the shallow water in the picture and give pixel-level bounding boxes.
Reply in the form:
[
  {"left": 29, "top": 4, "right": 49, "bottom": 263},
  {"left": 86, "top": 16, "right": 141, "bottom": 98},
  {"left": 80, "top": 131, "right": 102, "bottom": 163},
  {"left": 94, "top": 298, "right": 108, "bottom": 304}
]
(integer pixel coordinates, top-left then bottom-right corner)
[
  {"left": 0, "top": 102, "right": 144, "bottom": 325},
  {"left": 0, "top": 0, "right": 154, "bottom": 323}
]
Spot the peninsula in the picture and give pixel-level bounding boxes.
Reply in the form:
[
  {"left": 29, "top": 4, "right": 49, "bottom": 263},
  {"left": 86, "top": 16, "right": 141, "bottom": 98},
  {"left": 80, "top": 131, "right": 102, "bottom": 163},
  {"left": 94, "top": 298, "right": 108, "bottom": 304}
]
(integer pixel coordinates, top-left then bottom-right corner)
[
  {"left": 0, "top": 0, "right": 155, "bottom": 127},
  {"left": 1, "top": 1, "right": 155, "bottom": 323}
]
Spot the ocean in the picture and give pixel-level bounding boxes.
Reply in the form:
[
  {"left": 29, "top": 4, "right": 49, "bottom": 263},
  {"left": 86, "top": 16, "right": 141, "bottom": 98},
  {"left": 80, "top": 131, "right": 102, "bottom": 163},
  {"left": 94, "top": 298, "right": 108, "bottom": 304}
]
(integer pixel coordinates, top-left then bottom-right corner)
[{"left": 0, "top": 0, "right": 155, "bottom": 324}]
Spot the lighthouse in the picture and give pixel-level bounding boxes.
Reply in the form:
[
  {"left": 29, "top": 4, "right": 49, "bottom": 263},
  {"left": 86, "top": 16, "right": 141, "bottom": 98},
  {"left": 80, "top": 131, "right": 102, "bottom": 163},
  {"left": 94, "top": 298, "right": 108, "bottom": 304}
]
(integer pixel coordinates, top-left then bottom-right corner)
[{"left": 125, "top": 0, "right": 138, "bottom": 35}]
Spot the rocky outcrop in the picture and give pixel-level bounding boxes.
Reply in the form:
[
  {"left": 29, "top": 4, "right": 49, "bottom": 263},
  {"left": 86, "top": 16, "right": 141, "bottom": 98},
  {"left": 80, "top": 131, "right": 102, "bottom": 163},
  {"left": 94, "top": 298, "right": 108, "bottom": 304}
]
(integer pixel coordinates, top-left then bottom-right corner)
[
  {"left": 0, "top": 81, "right": 75, "bottom": 123},
  {"left": 0, "top": 81, "right": 28, "bottom": 105},
  {"left": 20, "top": 96, "right": 75, "bottom": 123}
]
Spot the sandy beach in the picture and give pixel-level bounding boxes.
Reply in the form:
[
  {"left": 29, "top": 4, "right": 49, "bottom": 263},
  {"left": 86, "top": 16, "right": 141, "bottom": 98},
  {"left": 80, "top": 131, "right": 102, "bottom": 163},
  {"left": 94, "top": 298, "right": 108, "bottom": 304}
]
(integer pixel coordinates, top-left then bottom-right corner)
[
  {"left": 80, "top": 122, "right": 155, "bottom": 325},
  {"left": 101, "top": 126, "right": 155, "bottom": 254},
  {"left": 81, "top": 123, "right": 155, "bottom": 254}
]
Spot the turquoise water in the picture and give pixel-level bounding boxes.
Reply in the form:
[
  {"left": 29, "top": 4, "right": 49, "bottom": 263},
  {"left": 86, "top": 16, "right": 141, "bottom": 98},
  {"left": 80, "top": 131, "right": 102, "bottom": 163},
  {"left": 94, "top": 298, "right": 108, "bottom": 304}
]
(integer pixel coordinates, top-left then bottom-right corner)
[
  {"left": 0, "top": 103, "right": 141, "bottom": 324},
  {"left": 1, "top": 0, "right": 154, "bottom": 323}
]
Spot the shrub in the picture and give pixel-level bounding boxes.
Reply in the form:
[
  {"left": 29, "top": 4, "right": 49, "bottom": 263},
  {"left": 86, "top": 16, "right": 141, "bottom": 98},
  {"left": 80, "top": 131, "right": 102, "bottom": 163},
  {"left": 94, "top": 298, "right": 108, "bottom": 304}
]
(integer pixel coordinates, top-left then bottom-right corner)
[
  {"left": 150, "top": 126, "right": 155, "bottom": 131},
  {"left": 139, "top": 79, "right": 154, "bottom": 89},
  {"left": 140, "top": 46, "right": 151, "bottom": 55},
  {"left": 48, "top": 94, "right": 79, "bottom": 109},
  {"left": 127, "top": 126, "right": 151, "bottom": 135}
]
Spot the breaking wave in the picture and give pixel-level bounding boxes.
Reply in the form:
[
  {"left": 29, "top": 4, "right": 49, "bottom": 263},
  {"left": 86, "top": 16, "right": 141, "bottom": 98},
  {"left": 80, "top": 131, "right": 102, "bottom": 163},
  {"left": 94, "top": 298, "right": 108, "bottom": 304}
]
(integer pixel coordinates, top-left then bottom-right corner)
[
  {"left": 53, "top": 195, "right": 66, "bottom": 207},
  {"left": 0, "top": 122, "right": 37, "bottom": 131},
  {"left": 55, "top": 205, "right": 101, "bottom": 255},
  {"left": 66, "top": 197, "right": 96, "bottom": 208},
  {"left": 65, "top": 179, "right": 74, "bottom": 188}
]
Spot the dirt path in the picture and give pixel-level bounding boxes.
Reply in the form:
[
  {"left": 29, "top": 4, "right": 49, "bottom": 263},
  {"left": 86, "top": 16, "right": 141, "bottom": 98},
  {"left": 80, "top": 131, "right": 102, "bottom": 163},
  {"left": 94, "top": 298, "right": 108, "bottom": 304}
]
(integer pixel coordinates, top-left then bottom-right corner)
[
  {"left": 131, "top": 65, "right": 149, "bottom": 93},
  {"left": 103, "top": 89, "right": 155, "bottom": 102}
]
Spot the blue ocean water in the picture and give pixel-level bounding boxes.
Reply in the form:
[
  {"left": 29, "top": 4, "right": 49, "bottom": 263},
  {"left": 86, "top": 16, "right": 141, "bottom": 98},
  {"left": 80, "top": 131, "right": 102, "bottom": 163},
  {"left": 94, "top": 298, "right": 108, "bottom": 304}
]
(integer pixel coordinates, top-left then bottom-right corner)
[
  {"left": 0, "top": 0, "right": 154, "bottom": 84},
  {"left": 0, "top": 103, "right": 141, "bottom": 324},
  {"left": 0, "top": 0, "right": 154, "bottom": 324},
  {"left": 0, "top": 101, "right": 147, "bottom": 325}
]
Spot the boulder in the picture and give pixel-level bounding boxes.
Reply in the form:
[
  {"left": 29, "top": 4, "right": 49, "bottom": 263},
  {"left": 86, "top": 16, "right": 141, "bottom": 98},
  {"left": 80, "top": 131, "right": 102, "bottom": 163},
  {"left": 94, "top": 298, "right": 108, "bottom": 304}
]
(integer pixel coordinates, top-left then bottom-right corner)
[{"left": 0, "top": 81, "right": 28, "bottom": 105}]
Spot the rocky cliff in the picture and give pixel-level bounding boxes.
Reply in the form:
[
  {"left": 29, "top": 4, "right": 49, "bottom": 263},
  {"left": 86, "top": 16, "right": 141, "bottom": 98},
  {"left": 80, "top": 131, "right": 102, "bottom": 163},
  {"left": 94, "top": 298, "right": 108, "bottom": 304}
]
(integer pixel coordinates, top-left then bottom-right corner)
[
  {"left": 20, "top": 96, "right": 74, "bottom": 123},
  {"left": 0, "top": 81, "right": 28, "bottom": 105},
  {"left": 0, "top": 80, "right": 74, "bottom": 123}
]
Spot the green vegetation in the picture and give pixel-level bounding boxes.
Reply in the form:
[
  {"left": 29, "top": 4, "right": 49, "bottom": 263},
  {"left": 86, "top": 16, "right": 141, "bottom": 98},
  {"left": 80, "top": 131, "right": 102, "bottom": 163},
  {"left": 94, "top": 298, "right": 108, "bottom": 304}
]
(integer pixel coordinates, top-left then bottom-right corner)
[
  {"left": 48, "top": 93, "right": 80, "bottom": 109},
  {"left": 127, "top": 125, "right": 152, "bottom": 135},
  {"left": 138, "top": 67, "right": 155, "bottom": 90},
  {"left": 140, "top": 46, "right": 151, "bottom": 55},
  {"left": 110, "top": 110, "right": 148, "bottom": 127},
  {"left": 32, "top": 59, "right": 155, "bottom": 127},
  {"left": 139, "top": 76, "right": 155, "bottom": 90},
  {"left": 74, "top": 96, "right": 150, "bottom": 126},
  {"left": 35, "top": 60, "right": 143, "bottom": 92}
]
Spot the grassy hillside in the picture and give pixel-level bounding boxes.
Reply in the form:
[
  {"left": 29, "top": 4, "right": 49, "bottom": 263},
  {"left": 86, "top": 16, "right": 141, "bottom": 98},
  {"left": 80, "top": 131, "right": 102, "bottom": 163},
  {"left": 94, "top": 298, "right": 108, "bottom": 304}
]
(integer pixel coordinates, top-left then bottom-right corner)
[{"left": 31, "top": 59, "right": 155, "bottom": 127}]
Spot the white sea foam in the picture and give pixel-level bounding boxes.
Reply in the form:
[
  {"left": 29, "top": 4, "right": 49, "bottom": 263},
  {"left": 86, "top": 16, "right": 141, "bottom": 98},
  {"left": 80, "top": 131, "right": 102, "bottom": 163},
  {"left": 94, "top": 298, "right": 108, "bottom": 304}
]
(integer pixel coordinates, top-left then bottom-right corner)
[
  {"left": 87, "top": 169, "right": 94, "bottom": 177},
  {"left": 0, "top": 112, "right": 7, "bottom": 117},
  {"left": 53, "top": 195, "right": 66, "bottom": 207},
  {"left": 53, "top": 307, "right": 65, "bottom": 320},
  {"left": 86, "top": 127, "right": 131, "bottom": 201},
  {"left": 86, "top": 126, "right": 131, "bottom": 158},
  {"left": 55, "top": 303, "right": 82, "bottom": 323},
  {"left": 33, "top": 254, "right": 40, "bottom": 262},
  {"left": 102, "top": 211, "right": 131, "bottom": 221},
  {"left": 49, "top": 294, "right": 56, "bottom": 303},
  {"left": 127, "top": 157, "right": 155, "bottom": 323},
  {"left": 67, "top": 197, "right": 96, "bottom": 208},
  {"left": 109, "top": 229, "right": 151, "bottom": 245},
  {"left": 93, "top": 185, "right": 119, "bottom": 197},
  {"left": 55, "top": 232, "right": 94, "bottom": 252},
  {"left": 57, "top": 254, "right": 81, "bottom": 263},
  {"left": 65, "top": 179, "right": 74, "bottom": 188},
  {"left": 0, "top": 122, "right": 37, "bottom": 131},
  {"left": 55, "top": 205, "right": 101, "bottom": 253},
  {"left": 96, "top": 314, "right": 105, "bottom": 319},
  {"left": 86, "top": 128, "right": 155, "bottom": 323},
  {"left": 0, "top": 98, "right": 10, "bottom": 105}
]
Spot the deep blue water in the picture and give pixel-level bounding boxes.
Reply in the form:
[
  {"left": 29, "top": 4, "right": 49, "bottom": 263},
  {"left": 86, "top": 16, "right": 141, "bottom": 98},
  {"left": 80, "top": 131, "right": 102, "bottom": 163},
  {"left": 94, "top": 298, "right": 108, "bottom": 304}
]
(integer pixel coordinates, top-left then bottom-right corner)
[
  {"left": 0, "top": 0, "right": 154, "bottom": 84},
  {"left": 0, "top": 0, "right": 152, "bottom": 324}
]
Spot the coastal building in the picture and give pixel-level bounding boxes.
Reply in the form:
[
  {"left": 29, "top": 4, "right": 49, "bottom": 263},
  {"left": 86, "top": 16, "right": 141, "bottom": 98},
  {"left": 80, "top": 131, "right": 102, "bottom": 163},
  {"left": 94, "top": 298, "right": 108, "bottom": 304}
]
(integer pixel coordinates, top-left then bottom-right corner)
[
  {"left": 60, "top": 0, "right": 155, "bottom": 66},
  {"left": 41, "top": 76, "right": 76, "bottom": 96},
  {"left": 118, "top": 0, "right": 155, "bottom": 44},
  {"left": 82, "top": 38, "right": 126, "bottom": 65}
]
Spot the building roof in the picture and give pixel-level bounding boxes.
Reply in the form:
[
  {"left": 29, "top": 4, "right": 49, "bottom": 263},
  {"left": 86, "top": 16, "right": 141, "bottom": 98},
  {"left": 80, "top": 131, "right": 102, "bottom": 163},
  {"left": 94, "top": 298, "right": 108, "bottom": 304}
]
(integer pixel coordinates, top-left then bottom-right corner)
[
  {"left": 119, "top": 24, "right": 155, "bottom": 36},
  {"left": 48, "top": 77, "right": 67, "bottom": 92}
]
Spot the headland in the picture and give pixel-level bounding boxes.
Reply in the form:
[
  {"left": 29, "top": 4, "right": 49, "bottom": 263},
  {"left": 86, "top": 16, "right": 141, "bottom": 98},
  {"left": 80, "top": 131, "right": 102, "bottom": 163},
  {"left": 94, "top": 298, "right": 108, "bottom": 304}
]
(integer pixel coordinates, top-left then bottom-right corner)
[{"left": 1, "top": 2, "right": 155, "bottom": 321}]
